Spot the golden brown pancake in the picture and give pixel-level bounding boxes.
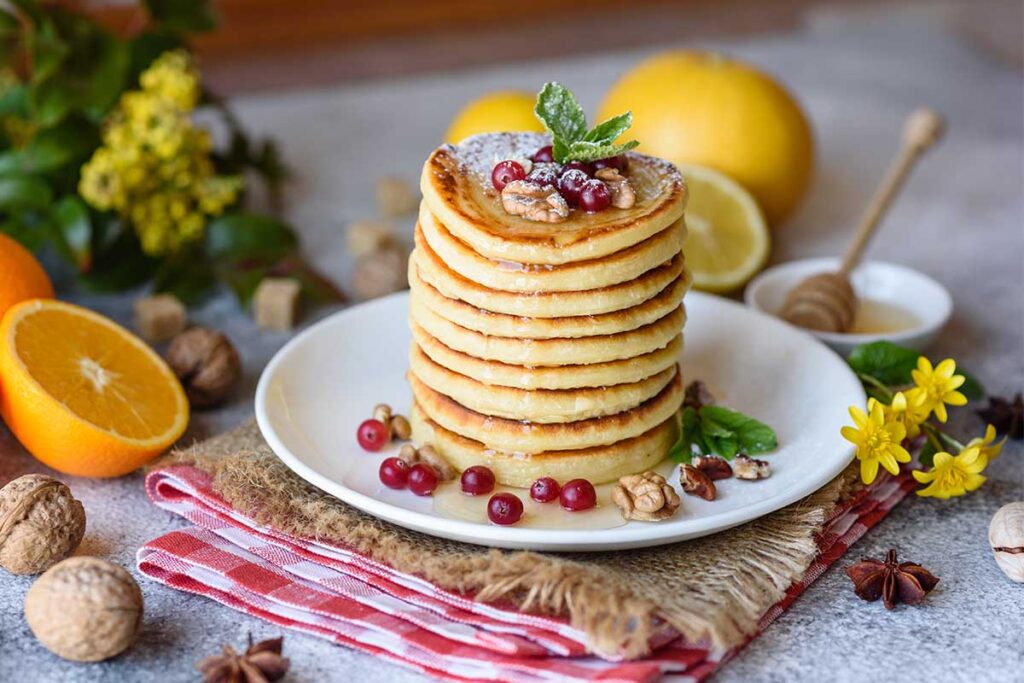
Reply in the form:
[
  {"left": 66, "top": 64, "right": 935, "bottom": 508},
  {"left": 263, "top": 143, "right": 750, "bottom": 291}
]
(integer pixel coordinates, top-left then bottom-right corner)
[
  {"left": 418, "top": 205, "right": 687, "bottom": 293},
  {"left": 410, "top": 403, "right": 678, "bottom": 487},
  {"left": 409, "top": 297, "right": 685, "bottom": 367},
  {"left": 409, "top": 258, "right": 688, "bottom": 340},
  {"left": 412, "top": 224, "right": 688, "bottom": 318},
  {"left": 409, "top": 368, "right": 683, "bottom": 453},
  {"left": 409, "top": 342, "right": 677, "bottom": 423},
  {"left": 419, "top": 132, "right": 687, "bottom": 265},
  {"left": 411, "top": 325, "right": 684, "bottom": 390}
]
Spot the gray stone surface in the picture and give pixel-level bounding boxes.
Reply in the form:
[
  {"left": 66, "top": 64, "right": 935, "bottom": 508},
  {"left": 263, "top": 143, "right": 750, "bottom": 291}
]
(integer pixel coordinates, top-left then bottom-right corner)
[{"left": 1, "top": 9, "right": 1021, "bottom": 683}]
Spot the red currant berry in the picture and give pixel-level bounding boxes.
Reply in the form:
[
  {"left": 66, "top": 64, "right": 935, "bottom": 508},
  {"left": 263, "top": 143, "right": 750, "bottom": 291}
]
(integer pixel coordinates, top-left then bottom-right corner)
[
  {"left": 527, "top": 163, "right": 560, "bottom": 188},
  {"left": 357, "top": 419, "right": 389, "bottom": 452},
  {"left": 460, "top": 466, "right": 496, "bottom": 495},
  {"left": 560, "top": 478, "right": 597, "bottom": 511},
  {"left": 487, "top": 492, "right": 524, "bottom": 525},
  {"left": 379, "top": 457, "right": 410, "bottom": 489},
  {"left": 530, "top": 477, "right": 561, "bottom": 503},
  {"left": 557, "top": 169, "right": 589, "bottom": 207},
  {"left": 562, "top": 160, "right": 593, "bottom": 176},
  {"left": 491, "top": 160, "right": 526, "bottom": 192},
  {"left": 408, "top": 463, "right": 439, "bottom": 496},
  {"left": 578, "top": 179, "right": 611, "bottom": 213},
  {"left": 593, "top": 155, "right": 626, "bottom": 172},
  {"left": 532, "top": 145, "right": 554, "bottom": 163}
]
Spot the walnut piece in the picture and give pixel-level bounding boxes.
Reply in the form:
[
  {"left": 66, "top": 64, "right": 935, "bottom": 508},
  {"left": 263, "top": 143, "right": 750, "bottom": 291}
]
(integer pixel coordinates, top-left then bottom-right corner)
[
  {"left": 733, "top": 455, "right": 772, "bottom": 480},
  {"left": 679, "top": 464, "right": 716, "bottom": 500},
  {"left": 611, "top": 471, "right": 681, "bottom": 521},
  {"left": 133, "top": 293, "right": 186, "bottom": 343},
  {"left": 692, "top": 454, "right": 733, "bottom": 481},
  {"left": 165, "top": 327, "right": 242, "bottom": 408},
  {"left": 500, "top": 180, "right": 569, "bottom": 223},
  {"left": 253, "top": 277, "right": 301, "bottom": 331},
  {"left": 25, "top": 557, "right": 143, "bottom": 662},
  {"left": 0, "top": 474, "right": 85, "bottom": 575},
  {"left": 352, "top": 246, "right": 408, "bottom": 300},
  {"left": 399, "top": 444, "right": 455, "bottom": 481},
  {"left": 595, "top": 168, "right": 636, "bottom": 209}
]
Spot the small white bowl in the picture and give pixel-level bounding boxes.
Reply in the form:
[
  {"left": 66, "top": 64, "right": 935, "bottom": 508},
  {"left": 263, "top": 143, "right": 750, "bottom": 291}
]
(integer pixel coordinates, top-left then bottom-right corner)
[{"left": 745, "top": 258, "right": 953, "bottom": 356}]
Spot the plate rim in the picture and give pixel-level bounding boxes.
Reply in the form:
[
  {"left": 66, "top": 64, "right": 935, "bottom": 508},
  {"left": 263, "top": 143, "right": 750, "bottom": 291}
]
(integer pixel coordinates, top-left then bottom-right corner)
[{"left": 255, "top": 290, "right": 864, "bottom": 551}]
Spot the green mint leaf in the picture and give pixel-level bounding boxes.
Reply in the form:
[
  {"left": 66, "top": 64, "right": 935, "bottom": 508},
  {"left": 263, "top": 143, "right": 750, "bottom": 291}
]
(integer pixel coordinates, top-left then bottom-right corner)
[
  {"left": 583, "top": 111, "right": 633, "bottom": 144},
  {"left": 668, "top": 407, "right": 701, "bottom": 463},
  {"left": 847, "top": 341, "right": 922, "bottom": 386},
  {"left": 534, "top": 82, "right": 587, "bottom": 162},
  {"left": 700, "top": 406, "right": 778, "bottom": 456},
  {"left": 564, "top": 139, "right": 639, "bottom": 163}
]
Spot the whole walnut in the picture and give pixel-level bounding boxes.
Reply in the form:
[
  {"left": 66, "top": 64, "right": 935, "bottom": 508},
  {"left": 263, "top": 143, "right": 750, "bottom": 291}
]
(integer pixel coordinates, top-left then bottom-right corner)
[
  {"left": 165, "top": 327, "right": 242, "bottom": 408},
  {"left": 0, "top": 474, "right": 85, "bottom": 575},
  {"left": 25, "top": 557, "right": 144, "bottom": 662}
]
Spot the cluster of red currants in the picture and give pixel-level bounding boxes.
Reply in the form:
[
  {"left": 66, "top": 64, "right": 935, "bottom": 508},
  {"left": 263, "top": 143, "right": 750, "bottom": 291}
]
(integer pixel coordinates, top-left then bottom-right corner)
[{"left": 492, "top": 145, "right": 627, "bottom": 213}]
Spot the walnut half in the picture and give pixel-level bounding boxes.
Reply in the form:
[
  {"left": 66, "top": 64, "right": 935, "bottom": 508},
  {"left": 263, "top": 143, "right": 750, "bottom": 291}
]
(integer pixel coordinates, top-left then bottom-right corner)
[
  {"left": 500, "top": 180, "right": 569, "bottom": 223},
  {"left": 733, "top": 455, "right": 772, "bottom": 480},
  {"left": 611, "top": 471, "right": 681, "bottom": 521},
  {"left": 595, "top": 168, "right": 636, "bottom": 209}
]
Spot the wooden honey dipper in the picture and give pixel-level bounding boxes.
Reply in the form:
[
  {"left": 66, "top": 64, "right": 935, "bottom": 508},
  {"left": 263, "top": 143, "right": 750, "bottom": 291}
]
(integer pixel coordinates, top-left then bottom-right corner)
[{"left": 781, "top": 108, "right": 945, "bottom": 332}]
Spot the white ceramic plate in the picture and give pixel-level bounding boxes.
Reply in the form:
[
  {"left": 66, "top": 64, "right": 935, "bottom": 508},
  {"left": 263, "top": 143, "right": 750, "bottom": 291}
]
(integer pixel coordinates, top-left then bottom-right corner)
[
  {"left": 255, "top": 291, "right": 864, "bottom": 552},
  {"left": 745, "top": 258, "right": 952, "bottom": 356}
]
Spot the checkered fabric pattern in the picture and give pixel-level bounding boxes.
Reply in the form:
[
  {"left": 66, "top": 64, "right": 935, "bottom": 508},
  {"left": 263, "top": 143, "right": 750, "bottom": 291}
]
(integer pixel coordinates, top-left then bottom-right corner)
[{"left": 138, "top": 466, "right": 915, "bottom": 682}]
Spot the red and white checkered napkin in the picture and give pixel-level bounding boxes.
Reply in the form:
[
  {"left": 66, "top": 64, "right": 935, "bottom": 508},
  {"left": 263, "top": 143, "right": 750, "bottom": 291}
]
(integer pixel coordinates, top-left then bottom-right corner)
[{"left": 137, "top": 465, "right": 915, "bottom": 682}]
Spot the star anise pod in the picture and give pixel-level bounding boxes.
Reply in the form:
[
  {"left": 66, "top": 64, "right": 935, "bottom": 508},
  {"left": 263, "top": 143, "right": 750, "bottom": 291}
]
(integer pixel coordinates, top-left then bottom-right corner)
[
  {"left": 977, "top": 392, "right": 1023, "bottom": 440},
  {"left": 844, "top": 549, "right": 939, "bottom": 609},
  {"left": 198, "top": 634, "right": 290, "bottom": 683},
  {"left": 683, "top": 380, "right": 716, "bottom": 411}
]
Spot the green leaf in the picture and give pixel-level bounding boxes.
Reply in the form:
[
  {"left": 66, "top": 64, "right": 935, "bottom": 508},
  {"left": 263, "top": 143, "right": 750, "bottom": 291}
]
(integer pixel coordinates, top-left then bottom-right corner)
[
  {"left": 0, "top": 174, "right": 52, "bottom": 210},
  {"left": 700, "top": 405, "right": 778, "bottom": 455},
  {"left": 29, "top": 20, "right": 68, "bottom": 84},
  {"left": 204, "top": 212, "right": 298, "bottom": 262},
  {"left": 847, "top": 341, "right": 922, "bottom": 387},
  {"left": 533, "top": 82, "right": 587, "bottom": 163},
  {"left": 0, "top": 84, "right": 28, "bottom": 117},
  {"left": 668, "top": 407, "right": 701, "bottom": 464},
  {"left": 583, "top": 112, "right": 632, "bottom": 144},
  {"left": 958, "top": 369, "right": 986, "bottom": 402},
  {"left": 1, "top": 117, "right": 98, "bottom": 174},
  {"left": 153, "top": 251, "right": 217, "bottom": 304},
  {"left": 128, "top": 31, "right": 182, "bottom": 81},
  {"left": 51, "top": 195, "right": 91, "bottom": 271},
  {"left": 144, "top": 0, "right": 217, "bottom": 33},
  {"left": 78, "top": 36, "right": 130, "bottom": 119},
  {"left": 28, "top": 78, "right": 71, "bottom": 126},
  {"left": 918, "top": 438, "right": 937, "bottom": 469},
  {"left": 79, "top": 225, "right": 159, "bottom": 291},
  {"left": 564, "top": 139, "right": 639, "bottom": 164}
]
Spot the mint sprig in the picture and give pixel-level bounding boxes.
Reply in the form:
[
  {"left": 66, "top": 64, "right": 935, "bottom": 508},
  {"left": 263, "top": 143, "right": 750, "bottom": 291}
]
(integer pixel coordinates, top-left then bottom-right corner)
[
  {"left": 534, "top": 82, "right": 639, "bottom": 164},
  {"left": 668, "top": 405, "right": 778, "bottom": 463}
]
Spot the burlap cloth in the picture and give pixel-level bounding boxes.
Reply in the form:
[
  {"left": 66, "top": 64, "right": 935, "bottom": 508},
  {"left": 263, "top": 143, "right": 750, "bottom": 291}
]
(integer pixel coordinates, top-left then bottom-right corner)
[{"left": 160, "top": 420, "right": 861, "bottom": 659}]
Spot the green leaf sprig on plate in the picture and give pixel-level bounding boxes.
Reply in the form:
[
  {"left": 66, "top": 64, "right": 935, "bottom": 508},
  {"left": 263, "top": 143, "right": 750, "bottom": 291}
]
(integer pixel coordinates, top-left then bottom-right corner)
[
  {"left": 534, "top": 82, "right": 639, "bottom": 164},
  {"left": 668, "top": 383, "right": 779, "bottom": 464}
]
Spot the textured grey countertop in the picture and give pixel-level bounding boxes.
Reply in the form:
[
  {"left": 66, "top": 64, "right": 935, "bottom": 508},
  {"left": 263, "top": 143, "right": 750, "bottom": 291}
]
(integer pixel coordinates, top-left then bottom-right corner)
[{"left": 1, "top": 8, "right": 1022, "bottom": 683}]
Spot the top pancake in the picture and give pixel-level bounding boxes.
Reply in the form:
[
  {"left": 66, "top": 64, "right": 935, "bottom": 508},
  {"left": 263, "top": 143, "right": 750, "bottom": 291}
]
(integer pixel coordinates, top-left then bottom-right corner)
[{"left": 420, "top": 132, "right": 687, "bottom": 265}]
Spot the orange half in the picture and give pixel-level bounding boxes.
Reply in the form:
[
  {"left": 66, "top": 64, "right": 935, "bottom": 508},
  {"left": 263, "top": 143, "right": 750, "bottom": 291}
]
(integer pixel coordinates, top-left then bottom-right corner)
[{"left": 0, "top": 300, "right": 189, "bottom": 477}]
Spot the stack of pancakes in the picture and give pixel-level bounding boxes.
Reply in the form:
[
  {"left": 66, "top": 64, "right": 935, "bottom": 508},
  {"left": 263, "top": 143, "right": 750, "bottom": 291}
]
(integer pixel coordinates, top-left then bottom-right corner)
[{"left": 408, "top": 133, "right": 690, "bottom": 487}]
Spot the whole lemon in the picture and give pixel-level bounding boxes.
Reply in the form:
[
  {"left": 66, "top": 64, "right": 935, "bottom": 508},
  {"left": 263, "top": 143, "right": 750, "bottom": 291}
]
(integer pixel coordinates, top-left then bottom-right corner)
[
  {"left": 598, "top": 51, "right": 814, "bottom": 226},
  {"left": 445, "top": 90, "right": 545, "bottom": 144},
  {"left": 0, "top": 233, "right": 54, "bottom": 321}
]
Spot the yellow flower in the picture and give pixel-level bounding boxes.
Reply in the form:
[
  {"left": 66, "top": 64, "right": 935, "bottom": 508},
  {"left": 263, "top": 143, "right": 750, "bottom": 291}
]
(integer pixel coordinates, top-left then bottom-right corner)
[
  {"left": 911, "top": 357, "right": 968, "bottom": 423},
  {"left": 841, "top": 402, "right": 911, "bottom": 485},
  {"left": 140, "top": 50, "right": 200, "bottom": 111},
  {"left": 873, "top": 389, "right": 930, "bottom": 440},
  {"left": 965, "top": 424, "right": 1005, "bottom": 463},
  {"left": 79, "top": 148, "right": 125, "bottom": 211},
  {"left": 912, "top": 446, "right": 987, "bottom": 499}
]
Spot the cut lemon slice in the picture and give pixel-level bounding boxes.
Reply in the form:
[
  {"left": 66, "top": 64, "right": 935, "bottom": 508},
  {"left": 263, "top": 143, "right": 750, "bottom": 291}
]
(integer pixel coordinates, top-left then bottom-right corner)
[
  {"left": 679, "top": 163, "right": 770, "bottom": 293},
  {"left": 0, "top": 300, "right": 189, "bottom": 477}
]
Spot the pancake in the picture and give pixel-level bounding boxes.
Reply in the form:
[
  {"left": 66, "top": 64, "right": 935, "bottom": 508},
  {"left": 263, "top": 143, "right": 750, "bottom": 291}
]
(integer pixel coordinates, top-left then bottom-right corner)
[
  {"left": 409, "top": 404, "right": 679, "bottom": 487},
  {"left": 409, "top": 342, "right": 677, "bottom": 423},
  {"left": 412, "top": 324, "right": 683, "bottom": 390},
  {"left": 419, "top": 205, "right": 687, "bottom": 293},
  {"left": 409, "top": 258, "right": 688, "bottom": 340},
  {"left": 410, "top": 297, "right": 685, "bottom": 367},
  {"left": 420, "top": 132, "right": 687, "bottom": 265},
  {"left": 409, "top": 367, "right": 683, "bottom": 453},
  {"left": 413, "top": 225, "right": 688, "bottom": 318}
]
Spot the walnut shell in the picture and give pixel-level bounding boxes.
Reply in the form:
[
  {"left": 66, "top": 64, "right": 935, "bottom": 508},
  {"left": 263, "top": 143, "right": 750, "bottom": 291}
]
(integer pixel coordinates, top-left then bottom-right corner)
[
  {"left": 989, "top": 501, "right": 1024, "bottom": 583},
  {"left": 0, "top": 474, "right": 85, "bottom": 575},
  {"left": 165, "top": 327, "right": 242, "bottom": 408},
  {"left": 25, "top": 557, "right": 143, "bottom": 662}
]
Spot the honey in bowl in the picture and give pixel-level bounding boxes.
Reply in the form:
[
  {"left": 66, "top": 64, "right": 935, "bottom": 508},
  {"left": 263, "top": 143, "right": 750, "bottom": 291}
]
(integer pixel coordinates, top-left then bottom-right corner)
[{"left": 848, "top": 299, "right": 920, "bottom": 334}]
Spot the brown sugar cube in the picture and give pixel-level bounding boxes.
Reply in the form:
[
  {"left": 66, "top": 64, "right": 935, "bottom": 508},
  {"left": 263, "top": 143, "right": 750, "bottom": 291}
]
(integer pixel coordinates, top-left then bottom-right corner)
[
  {"left": 253, "top": 277, "right": 301, "bottom": 331},
  {"left": 376, "top": 176, "right": 418, "bottom": 217},
  {"left": 133, "top": 294, "right": 186, "bottom": 343},
  {"left": 346, "top": 220, "right": 398, "bottom": 259}
]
